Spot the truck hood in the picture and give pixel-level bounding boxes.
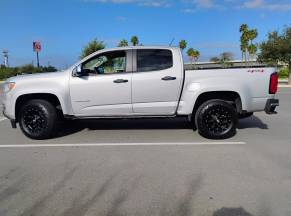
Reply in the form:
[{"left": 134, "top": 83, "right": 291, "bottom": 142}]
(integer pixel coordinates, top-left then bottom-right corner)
[{"left": 6, "top": 71, "right": 65, "bottom": 83}]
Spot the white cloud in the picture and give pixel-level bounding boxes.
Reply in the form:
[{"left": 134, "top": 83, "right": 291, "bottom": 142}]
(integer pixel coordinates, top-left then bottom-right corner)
[
  {"left": 243, "top": 0, "right": 264, "bottom": 8},
  {"left": 84, "top": 0, "right": 172, "bottom": 7},
  {"left": 84, "top": 0, "right": 291, "bottom": 11},
  {"left": 196, "top": 0, "right": 215, "bottom": 8},
  {"left": 242, "top": 0, "right": 291, "bottom": 11}
]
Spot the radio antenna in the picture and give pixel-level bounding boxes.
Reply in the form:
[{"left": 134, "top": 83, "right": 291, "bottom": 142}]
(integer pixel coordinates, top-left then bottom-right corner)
[{"left": 169, "top": 38, "right": 175, "bottom": 46}]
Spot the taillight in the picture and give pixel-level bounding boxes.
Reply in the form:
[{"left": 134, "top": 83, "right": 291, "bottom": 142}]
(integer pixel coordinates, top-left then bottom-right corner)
[{"left": 269, "top": 73, "right": 278, "bottom": 94}]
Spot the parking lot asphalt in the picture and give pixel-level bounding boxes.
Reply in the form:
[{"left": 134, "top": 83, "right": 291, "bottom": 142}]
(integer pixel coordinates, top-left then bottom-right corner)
[{"left": 0, "top": 87, "right": 290, "bottom": 216}]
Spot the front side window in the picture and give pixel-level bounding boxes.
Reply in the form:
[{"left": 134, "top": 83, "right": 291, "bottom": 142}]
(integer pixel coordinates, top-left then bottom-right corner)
[
  {"left": 137, "top": 49, "right": 173, "bottom": 72},
  {"left": 82, "top": 51, "right": 126, "bottom": 75}
]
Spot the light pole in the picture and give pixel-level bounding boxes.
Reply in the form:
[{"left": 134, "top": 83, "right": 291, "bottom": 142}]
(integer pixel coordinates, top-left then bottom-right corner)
[{"left": 3, "top": 50, "right": 9, "bottom": 67}]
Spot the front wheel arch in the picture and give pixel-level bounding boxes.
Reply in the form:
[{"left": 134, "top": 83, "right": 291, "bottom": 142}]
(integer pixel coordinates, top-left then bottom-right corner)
[{"left": 15, "top": 93, "right": 63, "bottom": 122}]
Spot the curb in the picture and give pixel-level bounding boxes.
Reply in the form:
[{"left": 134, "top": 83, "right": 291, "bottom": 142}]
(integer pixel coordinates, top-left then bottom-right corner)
[{"left": 279, "top": 85, "right": 291, "bottom": 88}]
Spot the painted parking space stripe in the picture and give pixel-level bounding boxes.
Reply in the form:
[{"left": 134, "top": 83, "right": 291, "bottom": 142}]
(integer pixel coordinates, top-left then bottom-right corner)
[
  {"left": 0, "top": 117, "right": 7, "bottom": 122},
  {"left": 0, "top": 142, "right": 246, "bottom": 148}
]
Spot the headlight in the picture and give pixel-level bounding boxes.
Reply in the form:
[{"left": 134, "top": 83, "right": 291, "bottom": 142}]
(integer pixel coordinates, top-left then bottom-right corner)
[{"left": 3, "top": 82, "right": 16, "bottom": 93}]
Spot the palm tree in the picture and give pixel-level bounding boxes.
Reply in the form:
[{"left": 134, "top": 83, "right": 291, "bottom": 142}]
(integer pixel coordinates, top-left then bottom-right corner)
[
  {"left": 187, "top": 48, "right": 200, "bottom": 66},
  {"left": 118, "top": 39, "right": 128, "bottom": 47},
  {"left": 240, "top": 24, "right": 249, "bottom": 63},
  {"left": 239, "top": 24, "right": 248, "bottom": 34},
  {"left": 179, "top": 40, "right": 187, "bottom": 51},
  {"left": 131, "top": 36, "right": 139, "bottom": 46},
  {"left": 193, "top": 50, "right": 200, "bottom": 62},
  {"left": 248, "top": 29, "right": 258, "bottom": 44},
  {"left": 247, "top": 29, "right": 258, "bottom": 62},
  {"left": 239, "top": 24, "right": 258, "bottom": 64},
  {"left": 248, "top": 44, "right": 257, "bottom": 61}
]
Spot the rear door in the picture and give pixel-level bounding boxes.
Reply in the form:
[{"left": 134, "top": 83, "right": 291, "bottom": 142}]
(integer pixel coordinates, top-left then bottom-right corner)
[{"left": 132, "top": 48, "right": 183, "bottom": 115}]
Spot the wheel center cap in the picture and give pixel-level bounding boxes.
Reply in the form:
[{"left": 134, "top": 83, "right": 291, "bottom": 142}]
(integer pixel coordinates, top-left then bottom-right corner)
[{"left": 212, "top": 115, "right": 220, "bottom": 123}]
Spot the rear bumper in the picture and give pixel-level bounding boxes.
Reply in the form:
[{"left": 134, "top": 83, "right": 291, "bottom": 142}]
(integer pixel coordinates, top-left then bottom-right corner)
[{"left": 265, "top": 99, "right": 279, "bottom": 114}]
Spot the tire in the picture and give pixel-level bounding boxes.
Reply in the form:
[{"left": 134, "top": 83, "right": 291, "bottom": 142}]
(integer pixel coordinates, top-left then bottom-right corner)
[
  {"left": 238, "top": 112, "right": 253, "bottom": 119},
  {"left": 19, "top": 99, "right": 57, "bottom": 140},
  {"left": 195, "top": 99, "right": 238, "bottom": 139}
]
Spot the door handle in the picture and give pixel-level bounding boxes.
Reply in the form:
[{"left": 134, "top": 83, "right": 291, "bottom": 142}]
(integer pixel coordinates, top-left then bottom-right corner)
[
  {"left": 162, "top": 76, "right": 176, "bottom": 81},
  {"left": 114, "top": 79, "right": 128, "bottom": 83}
]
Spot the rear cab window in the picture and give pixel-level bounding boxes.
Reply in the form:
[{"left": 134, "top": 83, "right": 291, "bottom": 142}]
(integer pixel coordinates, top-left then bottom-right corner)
[{"left": 137, "top": 49, "right": 173, "bottom": 72}]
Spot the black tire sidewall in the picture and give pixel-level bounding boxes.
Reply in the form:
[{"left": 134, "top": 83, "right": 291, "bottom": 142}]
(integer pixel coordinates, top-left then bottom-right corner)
[
  {"left": 19, "top": 99, "right": 57, "bottom": 140},
  {"left": 195, "top": 99, "right": 238, "bottom": 139}
]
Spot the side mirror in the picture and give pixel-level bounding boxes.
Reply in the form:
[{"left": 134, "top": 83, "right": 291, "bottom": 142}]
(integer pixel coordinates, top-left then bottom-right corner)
[{"left": 73, "top": 65, "right": 89, "bottom": 77}]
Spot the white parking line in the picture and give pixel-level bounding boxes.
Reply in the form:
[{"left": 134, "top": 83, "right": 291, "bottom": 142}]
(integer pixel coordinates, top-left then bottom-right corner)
[
  {"left": 0, "top": 117, "right": 7, "bottom": 122},
  {"left": 0, "top": 142, "right": 246, "bottom": 148}
]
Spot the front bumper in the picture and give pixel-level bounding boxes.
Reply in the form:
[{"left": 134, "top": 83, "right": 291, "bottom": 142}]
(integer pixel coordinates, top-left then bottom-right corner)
[
  {"left": 265, "top": 99, "right": 279, "bottom": 114},
  {"left": 2, "top": 104, "right": 17, "bottom": 128}
]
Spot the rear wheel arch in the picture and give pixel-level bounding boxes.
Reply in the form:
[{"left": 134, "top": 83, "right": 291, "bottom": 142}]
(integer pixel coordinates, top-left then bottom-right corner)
[{"left": 192, "top": 91, "right": 242, "bottom": 116}]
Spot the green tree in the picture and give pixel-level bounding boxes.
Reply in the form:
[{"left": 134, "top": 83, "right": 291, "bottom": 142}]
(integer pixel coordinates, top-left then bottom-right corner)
[
  {"left": 131, "top": 36, "right": 139, "bottom": 46},
  {"left": 179, "top": 40, "right": 187, "bottom": 51},
  {"left": 210, "top": 52, "right": 233, "bottom": 68},
  {"left": 220, "top": 52, "right": 234, "bottom": 68},
  {"left": 80, "top": 39, "right": 105, "bottom": 59},
  {"left": 118, "top": 39, "right": 128, "bottom": 47},
  {"left": 187, "top": 48, "right": 200, "bottom": 65},
  {"left": 221, "top": 52, "right": 233, "bottom": 62},
  {"left": 210, "top": 57, "right": 220, "bottom": 62},
  {"left": 258, "top": 26, "right": 291, "bottom": 85}
]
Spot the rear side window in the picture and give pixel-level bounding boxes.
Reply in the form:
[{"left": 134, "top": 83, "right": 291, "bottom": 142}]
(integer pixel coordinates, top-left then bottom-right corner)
[{"left": 137, "top": 49, "right": 173, "bottom": 72}]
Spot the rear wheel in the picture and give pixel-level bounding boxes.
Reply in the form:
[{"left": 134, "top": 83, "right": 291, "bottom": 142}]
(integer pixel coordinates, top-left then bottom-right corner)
[
  {"left": 19, "top": 99, "right": 57, "bottom": 140},
  {"left": 195, "top": 99, "right": 237, "bottom": 139}
]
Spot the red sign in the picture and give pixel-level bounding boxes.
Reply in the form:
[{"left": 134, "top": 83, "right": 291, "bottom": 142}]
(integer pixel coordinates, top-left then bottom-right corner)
[{"left": 33, "top": 41, "right": 41, "bottom": 52}]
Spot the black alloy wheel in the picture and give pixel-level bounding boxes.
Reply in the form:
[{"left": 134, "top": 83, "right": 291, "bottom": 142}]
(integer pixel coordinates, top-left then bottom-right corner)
[
  {"left": 19, "top": 99, "right": 57, "bottom": 139},
  {"left": 195, "top": 99, "right": 237, "bottom": 139}
]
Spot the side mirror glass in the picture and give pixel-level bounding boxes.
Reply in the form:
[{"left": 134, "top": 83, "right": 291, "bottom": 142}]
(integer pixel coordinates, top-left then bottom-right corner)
[{"left": 73, "top": 65, "right": 88, "bottom": 77}]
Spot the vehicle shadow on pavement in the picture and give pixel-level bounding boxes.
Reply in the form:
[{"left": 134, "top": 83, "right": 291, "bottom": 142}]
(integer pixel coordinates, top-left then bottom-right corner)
[
  {"left": 55, "top": 118, "right": 193, "bottom": 138},
  {"left": 212, "top": 207, "right": 253, "bottom": 216},
  {"left": 54, "top": 115, "right": 269, "bottom": 138},
  {"left": 237, "top": 115, "right": 268, "bottom": 130}
]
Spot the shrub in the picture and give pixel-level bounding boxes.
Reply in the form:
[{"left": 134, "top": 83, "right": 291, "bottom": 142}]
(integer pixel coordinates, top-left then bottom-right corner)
[
  {"left": 0, "top": 65, "right": 58, "bottom": 81},
  {"left": 278, "top": 67, "right": 289, "bottom": 79}
]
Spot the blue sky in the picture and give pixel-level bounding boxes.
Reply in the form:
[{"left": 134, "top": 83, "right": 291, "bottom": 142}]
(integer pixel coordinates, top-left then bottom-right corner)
[{"left": 1, "top": 0, "right": 291, "bottom": 68}]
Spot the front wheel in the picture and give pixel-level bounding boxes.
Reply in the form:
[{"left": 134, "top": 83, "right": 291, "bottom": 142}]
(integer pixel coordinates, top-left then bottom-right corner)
[
  {"left": 195, "top": 99, "right": 238, "bottom": 139},
  {"left": 19, "top": 99, "right": 57, "bottom": 140}
]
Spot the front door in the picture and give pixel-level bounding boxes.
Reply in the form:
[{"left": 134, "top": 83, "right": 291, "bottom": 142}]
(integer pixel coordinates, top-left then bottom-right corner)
[{"left": 70, "top": 50, "right": 132, "bottom": 116}]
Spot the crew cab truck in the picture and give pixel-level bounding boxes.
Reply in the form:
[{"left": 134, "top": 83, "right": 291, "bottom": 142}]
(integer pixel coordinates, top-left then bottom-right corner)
[{"left": 1, "top": 46, "right": 279, "bottom": 140}]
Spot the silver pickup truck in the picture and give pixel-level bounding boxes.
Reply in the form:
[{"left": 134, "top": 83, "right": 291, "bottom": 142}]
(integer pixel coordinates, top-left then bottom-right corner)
[{"left": 1, "top": 46, "right": 279, "bottom": 140}]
